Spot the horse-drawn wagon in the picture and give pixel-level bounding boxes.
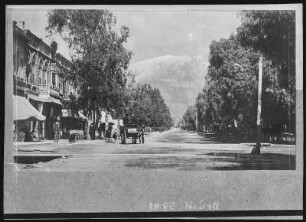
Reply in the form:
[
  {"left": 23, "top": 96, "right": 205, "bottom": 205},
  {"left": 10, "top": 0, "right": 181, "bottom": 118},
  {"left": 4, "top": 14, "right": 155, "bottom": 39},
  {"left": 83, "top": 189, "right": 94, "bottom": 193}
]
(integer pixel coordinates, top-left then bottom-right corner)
[{"left": 120, "top": 122, "right": 145, "bottom": 144}]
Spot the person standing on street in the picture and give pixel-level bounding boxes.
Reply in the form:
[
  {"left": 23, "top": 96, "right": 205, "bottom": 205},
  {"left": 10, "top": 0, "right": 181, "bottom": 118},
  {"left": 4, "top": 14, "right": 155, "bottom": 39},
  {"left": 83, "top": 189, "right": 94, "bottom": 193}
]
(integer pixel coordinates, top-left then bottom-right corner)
[
  {"left": 101, "top": 122, "right": 106, "bottom": 138},
  {"left": 98, "top": 123, "right": 102, "bottom": 139},
  {"left": 89, "top": 123, "right": 95, "bottom": 140},
  {"left": 53, "top": 120, "right": 60, "bottom": 143},
  {"left": 140, "top": 124, "right": 145, "bottom": 144}
]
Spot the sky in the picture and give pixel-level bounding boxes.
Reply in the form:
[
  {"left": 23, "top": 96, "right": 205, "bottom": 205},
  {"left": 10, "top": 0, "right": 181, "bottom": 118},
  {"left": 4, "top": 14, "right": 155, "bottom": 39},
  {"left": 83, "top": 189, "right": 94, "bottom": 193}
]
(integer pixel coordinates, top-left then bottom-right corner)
[{"left": 11, "top": 5, "right": 242, "bottom": 65}]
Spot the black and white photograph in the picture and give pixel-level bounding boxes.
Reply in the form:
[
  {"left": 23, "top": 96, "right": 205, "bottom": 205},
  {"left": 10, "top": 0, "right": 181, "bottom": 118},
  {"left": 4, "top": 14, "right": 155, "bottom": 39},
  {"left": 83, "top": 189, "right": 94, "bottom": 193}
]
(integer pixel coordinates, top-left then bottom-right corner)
[{"left": 3, "top": 4, "right": 303, "bottom": 219}]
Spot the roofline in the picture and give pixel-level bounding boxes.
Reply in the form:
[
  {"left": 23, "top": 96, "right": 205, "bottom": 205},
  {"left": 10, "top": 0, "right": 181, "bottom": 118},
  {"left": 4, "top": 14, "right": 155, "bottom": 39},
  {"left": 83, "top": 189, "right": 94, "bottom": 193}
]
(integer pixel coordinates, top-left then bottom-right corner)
[
  {"left": 24, "top": 29, "right": 73, "bottom": 67},
  {"left": 25, "top": 30, "right": 52, "bottom": 53},
  {"left": 13, "top": 21, "right": 84, "bottom": 82},
  {"left": 13, "top": 25, "right": 31, "bottom": 42}
]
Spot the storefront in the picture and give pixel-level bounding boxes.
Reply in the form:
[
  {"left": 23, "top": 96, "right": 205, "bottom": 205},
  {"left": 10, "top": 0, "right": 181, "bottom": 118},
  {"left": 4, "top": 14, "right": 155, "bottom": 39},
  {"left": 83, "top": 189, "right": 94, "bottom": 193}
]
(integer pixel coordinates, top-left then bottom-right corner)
[
  {"left": 78, "top": 111, "right": 88, "bottom": 139},
  {"left": 27, "top": 94, "right": 62, "bottom": 140},
  {"left": 60, "top": 109, "right": 88, "bottom": 139},
  {"left": 43, "top": 101, "right": 62, "bottom": 140},
  {"left": 13, "top": 95, "right": 46, "bottom": 141},
  {"left": 28, "top": 94, "right": 44, "bottom": 139}
]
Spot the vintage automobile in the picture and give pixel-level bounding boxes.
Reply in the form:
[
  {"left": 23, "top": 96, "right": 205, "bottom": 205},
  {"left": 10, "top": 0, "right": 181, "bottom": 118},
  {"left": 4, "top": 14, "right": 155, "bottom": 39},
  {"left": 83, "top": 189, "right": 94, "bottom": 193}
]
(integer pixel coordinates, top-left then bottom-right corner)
[{"left": 120, "top": 122, "right": 144, "bottom": 144}]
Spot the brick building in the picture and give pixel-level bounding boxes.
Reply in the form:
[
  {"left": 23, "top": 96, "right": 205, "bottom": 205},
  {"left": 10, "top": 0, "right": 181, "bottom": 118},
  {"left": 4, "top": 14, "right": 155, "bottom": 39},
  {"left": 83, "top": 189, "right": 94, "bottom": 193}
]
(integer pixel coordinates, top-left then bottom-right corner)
[{"left": 13, "top": 21, "right": 87, "bottom": 141}]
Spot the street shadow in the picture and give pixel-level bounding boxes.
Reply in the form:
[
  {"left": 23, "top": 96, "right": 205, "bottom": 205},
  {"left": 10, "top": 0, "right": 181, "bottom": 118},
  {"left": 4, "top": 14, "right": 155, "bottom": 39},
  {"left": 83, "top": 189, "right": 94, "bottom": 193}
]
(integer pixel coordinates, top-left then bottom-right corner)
[
  {"left": 14, "top": 155, "right": 63, "bottom": 164},
  {"left": 114, "top": 147, "right": 197, "bottom": 155},
  {"left": 203, "top": 152, "right": 296, "bottom": 170},
  {"left": 156, "top": 130, "right": 248, "bottom": 144},
  {"left": 125, "top": 152, "right": 295, "bottom": 171},
  {"left": 125, "top": 156, "right": 205, "bottom": 169},
  {"left": 196, "top": 132, "right": 244, "bottom": 144},
  {"left": 155, "top": 131, "right": 227, "bottom": 144},
  {"left": 158, "top": 139, "right": 224, "bottom": 144}
]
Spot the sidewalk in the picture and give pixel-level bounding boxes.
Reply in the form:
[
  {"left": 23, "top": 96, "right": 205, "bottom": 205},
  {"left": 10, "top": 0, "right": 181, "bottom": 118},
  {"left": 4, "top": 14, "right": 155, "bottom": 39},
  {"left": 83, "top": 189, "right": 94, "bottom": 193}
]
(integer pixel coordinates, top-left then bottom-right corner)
[
  {"left": 240, "top": 142, "right": 295, "bottom": 147},
  {"left": 13, "top": 139, "right": 107, "bottom": 153},
  {"left": 240, "top": 142, "right": 272, "bottom": 146}
]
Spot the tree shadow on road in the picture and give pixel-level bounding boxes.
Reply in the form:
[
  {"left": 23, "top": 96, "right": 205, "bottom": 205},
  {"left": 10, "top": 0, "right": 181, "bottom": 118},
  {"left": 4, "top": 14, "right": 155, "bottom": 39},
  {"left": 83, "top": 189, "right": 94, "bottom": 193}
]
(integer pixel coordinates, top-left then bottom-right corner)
[
  {"left": 115, "top": 147, "right": 197, "bottom": 155},
  {"left": 125, "top": 152, "right": 295, "bottom": 171},
  {"left": 201, "top": 152, "right": 296, "bottom": 170},
  {"left": 196, "top": 132, "right": 245, "bottom": 144},
  {"left": 125, "top": 156, "right": 202, "bottom": 169}
]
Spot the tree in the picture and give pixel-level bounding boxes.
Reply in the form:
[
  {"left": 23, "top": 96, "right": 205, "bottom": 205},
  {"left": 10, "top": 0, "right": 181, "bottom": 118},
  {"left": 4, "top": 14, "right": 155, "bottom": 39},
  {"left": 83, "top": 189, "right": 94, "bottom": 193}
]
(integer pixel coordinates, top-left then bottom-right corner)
[
  {"left": 127, "top": 84, "right": 173, "bottom": 128},
  {"left": 46, "top": 9, "right": 133, "bottom": 125},
  {"left": 237, "top": 10, "right": 295, "bottom": 133},
  {"left": 196, "top": 37, "right": 258, "bottom": 137},
  {"left": 189, "top": 10, "right": 296, "bottom": 155},
  {"left": 194, "top": 35, "right": 285, "bottom": 145},
  {"left": 182, "top": 106, "right": 197, "bottom": 131}
]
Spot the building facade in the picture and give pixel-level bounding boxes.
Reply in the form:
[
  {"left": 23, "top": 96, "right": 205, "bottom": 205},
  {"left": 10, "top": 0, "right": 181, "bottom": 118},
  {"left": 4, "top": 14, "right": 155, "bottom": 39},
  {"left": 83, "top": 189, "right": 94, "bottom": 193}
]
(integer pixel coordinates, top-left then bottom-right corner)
[{"left": 13, "top": 21, "right": 87, "bottom": 141}]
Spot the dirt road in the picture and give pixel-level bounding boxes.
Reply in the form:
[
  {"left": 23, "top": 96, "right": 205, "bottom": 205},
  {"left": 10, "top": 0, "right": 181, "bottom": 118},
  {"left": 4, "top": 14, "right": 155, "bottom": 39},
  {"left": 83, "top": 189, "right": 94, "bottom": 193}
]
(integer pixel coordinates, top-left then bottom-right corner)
[
  {"left": 15, "top": 128, "right": 295, "bottom": 171},
  {"left": 5, "top": 128, "right": 297, "bottom": 214}
]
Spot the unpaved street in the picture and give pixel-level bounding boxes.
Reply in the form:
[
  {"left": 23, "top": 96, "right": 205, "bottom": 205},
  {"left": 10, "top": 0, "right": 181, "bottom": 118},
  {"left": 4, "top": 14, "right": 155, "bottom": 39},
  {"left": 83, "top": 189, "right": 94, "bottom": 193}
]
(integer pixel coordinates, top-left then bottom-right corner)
[
  {"left": 15, "top": 128, "right": 295, "bottom": 172},
  {"left": 6, "top": 128, "right": 296, "bottom": 214}
]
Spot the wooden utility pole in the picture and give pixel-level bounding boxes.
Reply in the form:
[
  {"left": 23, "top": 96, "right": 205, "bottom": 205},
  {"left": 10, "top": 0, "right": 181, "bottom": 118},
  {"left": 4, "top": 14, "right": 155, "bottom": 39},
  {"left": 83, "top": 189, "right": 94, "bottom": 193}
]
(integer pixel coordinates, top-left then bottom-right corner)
[
  {"left": 252, "top": 56, "right": 263, "bottom": 155},
  {"left": 195, "top": 109, "right": 198, "bottom": 131}
]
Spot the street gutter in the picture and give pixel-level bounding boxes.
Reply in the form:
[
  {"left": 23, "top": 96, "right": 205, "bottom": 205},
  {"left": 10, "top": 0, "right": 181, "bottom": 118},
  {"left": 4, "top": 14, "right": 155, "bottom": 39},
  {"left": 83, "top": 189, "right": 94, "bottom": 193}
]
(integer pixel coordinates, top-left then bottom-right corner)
[{"left": 240, "top": 143, "right": 271, "bottom": 146}]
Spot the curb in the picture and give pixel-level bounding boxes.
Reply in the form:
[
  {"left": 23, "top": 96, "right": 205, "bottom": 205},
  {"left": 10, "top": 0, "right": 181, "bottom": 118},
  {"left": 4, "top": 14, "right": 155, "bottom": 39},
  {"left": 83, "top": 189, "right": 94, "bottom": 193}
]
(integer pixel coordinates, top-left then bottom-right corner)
[
  {"left": 14, "top": 140, "right": 107, "bottom": 153},
  {"left": 13, "top": 141, "right": 53, "bottom": 146},
  {"left": 240, "top": 143, "right": 271, "bottom": 146}
]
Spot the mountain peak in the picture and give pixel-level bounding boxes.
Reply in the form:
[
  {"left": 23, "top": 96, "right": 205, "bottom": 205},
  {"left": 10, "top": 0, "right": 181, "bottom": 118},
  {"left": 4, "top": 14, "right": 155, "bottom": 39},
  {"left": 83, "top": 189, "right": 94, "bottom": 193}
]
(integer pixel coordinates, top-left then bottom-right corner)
[
  {"left": 130, "top": 54, "right": 208, "bottom": 122},
  {"left": 131, "top": 55, "right": 187, "bottom": 70}
]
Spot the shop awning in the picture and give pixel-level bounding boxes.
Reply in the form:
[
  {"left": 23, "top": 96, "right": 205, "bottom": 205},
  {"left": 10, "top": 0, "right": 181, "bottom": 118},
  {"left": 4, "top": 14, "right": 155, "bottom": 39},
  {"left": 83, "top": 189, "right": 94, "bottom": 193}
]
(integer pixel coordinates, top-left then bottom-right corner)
[
  {"left": 28, "top": 94, "right": 44, "bottom": 102},
  {"left": 28, "top": 94, "right": 62, "bottom": 105},
  {"left": 48, "top": 97, "right": 62, "bottom": 105},
  {"left": 78, "top": 111, "right": 88, "bottom": 121},
  {"left": 13, "top": 95, "right": 46, "bottom": 121}
]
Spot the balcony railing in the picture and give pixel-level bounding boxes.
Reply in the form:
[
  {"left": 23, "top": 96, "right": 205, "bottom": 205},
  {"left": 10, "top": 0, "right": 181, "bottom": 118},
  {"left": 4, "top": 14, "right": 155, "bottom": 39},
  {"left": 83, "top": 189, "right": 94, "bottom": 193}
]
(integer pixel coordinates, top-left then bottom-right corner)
[
  {"left": 14, "top": 75, "right": 27, "bottom": 86},
  {"left": 38, "top": 83, "right": 49, "bottom": 95},
  {"left": 50, "top": 86, "right": 63, "bottom": 99},
  {"left": 14, "top": 75, "right": 39, "bottom": 92},
  {"left": 51, "top": 85, "right": 60, "bottom": 92},
  {"left": 14, "top": 74, "right": 77, "bottom": 100}
]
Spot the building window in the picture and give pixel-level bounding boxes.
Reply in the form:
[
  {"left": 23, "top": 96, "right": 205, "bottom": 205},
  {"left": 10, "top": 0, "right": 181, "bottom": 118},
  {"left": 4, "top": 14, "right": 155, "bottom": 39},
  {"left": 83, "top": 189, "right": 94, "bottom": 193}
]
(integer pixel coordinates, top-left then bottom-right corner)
[
  {"left": 17, "top": 52, "right": 20, "bottom": 70},
  {"left": 42, "top": 71, "right": 46, "bottom": 85},
  {"left": 38, "top": 68, "right": 42, "bottom": 85},
  {"left": 29, "top": 72, "right": 34, "bottom": 85},
  {"left": 13, "top": 54, "right": 17, "bottom": 75},
  {"left": 52, "top": 73, "right": 56, "bottom": 87},
  {"left": 58, "top": 77, "right": 63, "bottom": 90},
  {"left": 63, "top": 81, "right": 66, "bottom": 94}
]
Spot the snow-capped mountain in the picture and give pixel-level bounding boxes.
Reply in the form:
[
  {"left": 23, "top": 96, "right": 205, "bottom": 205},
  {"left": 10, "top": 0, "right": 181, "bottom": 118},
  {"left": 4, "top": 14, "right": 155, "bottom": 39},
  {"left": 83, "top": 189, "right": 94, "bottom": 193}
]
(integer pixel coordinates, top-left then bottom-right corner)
[{"left": 130, "top": 54, "right": 208, "bottom": 123}]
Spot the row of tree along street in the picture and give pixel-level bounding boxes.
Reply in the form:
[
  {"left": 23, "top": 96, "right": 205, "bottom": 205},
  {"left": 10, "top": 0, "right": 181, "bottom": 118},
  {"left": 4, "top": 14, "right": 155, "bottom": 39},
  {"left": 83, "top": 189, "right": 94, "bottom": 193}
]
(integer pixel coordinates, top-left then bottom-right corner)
[
  {"left": 182, "top": 11, "right": 295, "bottom": 146},
  {"left": 124, "top": 84, "right": 173, "bottom": 130},
  {"left": 46, "top": 9, "right": 173, "bottom": 132}
]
